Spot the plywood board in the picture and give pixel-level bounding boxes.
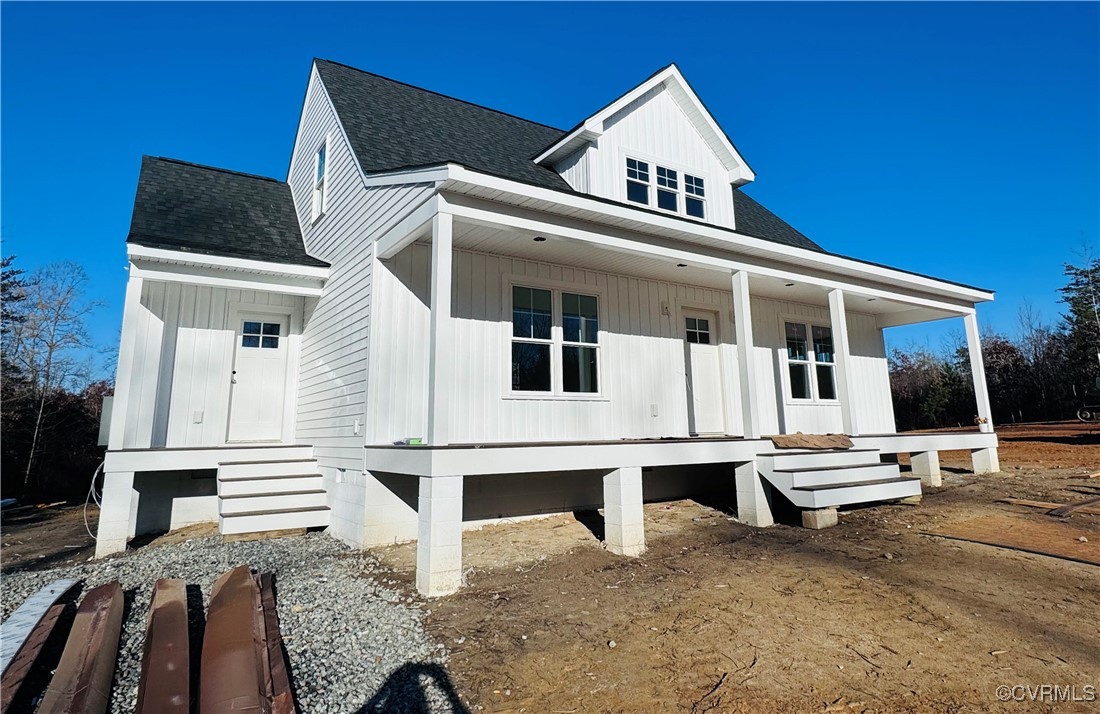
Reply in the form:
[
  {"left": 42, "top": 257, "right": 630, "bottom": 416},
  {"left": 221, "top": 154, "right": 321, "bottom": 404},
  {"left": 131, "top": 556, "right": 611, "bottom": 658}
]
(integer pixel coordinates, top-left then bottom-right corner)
[{"left": 929, "top": 515, "right": 1099, "bottom": 566}]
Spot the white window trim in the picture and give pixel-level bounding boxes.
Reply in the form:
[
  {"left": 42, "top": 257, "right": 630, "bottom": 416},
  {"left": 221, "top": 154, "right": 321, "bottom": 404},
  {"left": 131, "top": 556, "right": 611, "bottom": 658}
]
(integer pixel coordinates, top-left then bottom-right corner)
[
  {"left": 502, "top": 276, "right": 607, "bottom": 401},
  {"left": 622, "top": 151, "right": 709, "bottom": 223},
  {"left": 311, "top": 135, "right": 330, "bottom": 224},
  {"left": 779, "top": 315, "right": 840, "bottom": 406}
]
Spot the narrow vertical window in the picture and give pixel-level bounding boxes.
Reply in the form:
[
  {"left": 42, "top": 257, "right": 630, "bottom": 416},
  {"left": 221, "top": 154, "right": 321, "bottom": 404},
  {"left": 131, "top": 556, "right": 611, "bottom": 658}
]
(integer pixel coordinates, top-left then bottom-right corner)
[
  {"left": 656, "top": 166, "right": 678, "bottom": 212},
  {"left": 685, "top": 174, "right": 706, "bottom": 219},
  {"left": 561, "top": 292, "right": 599, "bottom": 393},
  {"left": 312, "top": 141, "right": 327, "bottom": 221},
  {"left": 511, "top": 286, "right": 553, "bottom": 392},
  {"left": 812, "top": 325, "right": 836, "bottom": 400},
  {"left": 626, "top": 158, "right": 650, "bottom": 205},
  {"left": 785, "top": 322, "right": 811, "bottom": 400}
]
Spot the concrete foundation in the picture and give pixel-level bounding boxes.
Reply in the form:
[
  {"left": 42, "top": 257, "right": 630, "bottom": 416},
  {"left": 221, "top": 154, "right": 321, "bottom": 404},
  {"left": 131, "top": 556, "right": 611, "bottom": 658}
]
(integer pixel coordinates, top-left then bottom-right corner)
[
  {"left": 911, "top": 451, "right": 942, "bottom": 487},
  {"left": 603, "top": 466, "right": 645, "bottom": 556},
  {"left": 801, "top": 508, "right": 839, "bottom": 530},
  {"left": 415, "top": 475, "right": 464, "bottom": 597},
  {"left": 95, "top": 471, "right": 137, "bottom": 558},
  {"left": 971, "top": 447, "right": 1000, "bottom": 475},
  {"left": 734, "top": 461, "right": 774, "bottom": 527}
]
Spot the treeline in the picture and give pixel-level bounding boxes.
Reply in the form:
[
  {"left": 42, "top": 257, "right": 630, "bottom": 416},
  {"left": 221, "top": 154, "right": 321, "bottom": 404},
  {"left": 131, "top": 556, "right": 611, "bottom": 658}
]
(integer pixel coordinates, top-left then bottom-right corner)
[
  {"left": 890, "top": 259, "right": 1100, "bottom": 431},
  {"left": 1, "top": 257, "right": 110, "bottom": 502}
]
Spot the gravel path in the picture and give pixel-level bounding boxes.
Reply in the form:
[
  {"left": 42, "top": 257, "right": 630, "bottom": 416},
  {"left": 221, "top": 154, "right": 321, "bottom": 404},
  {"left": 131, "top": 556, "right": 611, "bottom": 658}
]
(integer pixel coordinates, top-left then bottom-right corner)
[{"left": 1, "top": 532, "right": 462, "bottom": 713}]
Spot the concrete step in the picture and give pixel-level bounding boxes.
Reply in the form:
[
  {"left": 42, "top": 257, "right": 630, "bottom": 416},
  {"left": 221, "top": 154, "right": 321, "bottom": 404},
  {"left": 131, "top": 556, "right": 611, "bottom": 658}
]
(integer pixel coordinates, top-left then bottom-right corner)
[
  {"left": 776, "top": 462, "right": 902, "bottom": 489},
  {"left": 219, "top": 506, "right": 330, "bottom": 536},
  {"left": 790, "top": 477, "right": 922, "bottom": 509},
  {"left": 757, "top": 449, "right": 882, "bottom": 470},
  {"left": 218, "top": 459, "right": 319, "bottom": 480},
  {"left": 218, "top": 490, "right": 328, "bottom": 515},
  {"left": 218, "top": 474, "right": 323, "bottom": 497}
]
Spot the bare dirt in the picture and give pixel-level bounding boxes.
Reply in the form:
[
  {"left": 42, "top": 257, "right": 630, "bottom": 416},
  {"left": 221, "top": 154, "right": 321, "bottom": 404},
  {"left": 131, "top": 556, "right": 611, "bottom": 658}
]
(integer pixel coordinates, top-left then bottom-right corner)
[{"left": 373, "top": 422, "right": 1100, "bottom": 713}]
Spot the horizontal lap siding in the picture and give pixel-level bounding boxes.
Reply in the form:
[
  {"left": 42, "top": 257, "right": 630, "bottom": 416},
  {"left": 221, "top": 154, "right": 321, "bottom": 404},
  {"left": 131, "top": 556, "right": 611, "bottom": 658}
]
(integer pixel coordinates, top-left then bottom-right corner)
[
  {"left": 290, "top": 69, "right": 436, "bottom": 471},
  {"left": 123, "top": 284, "right": 301, "bottom": 448}
]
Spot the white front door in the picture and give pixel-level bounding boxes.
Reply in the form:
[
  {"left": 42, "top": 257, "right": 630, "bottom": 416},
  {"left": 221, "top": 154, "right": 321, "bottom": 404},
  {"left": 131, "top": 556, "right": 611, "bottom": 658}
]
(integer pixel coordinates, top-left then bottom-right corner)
[
  {"left": 684, "top": 310, "right": 725, "bottom": 435},
  {"left": 227, "top": 314, "right": 289, "bottom": 442}
]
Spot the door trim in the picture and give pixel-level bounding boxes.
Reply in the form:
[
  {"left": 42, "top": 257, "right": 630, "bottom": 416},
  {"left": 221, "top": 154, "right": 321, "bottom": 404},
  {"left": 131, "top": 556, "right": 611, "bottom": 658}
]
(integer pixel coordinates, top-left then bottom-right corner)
[
  {"left": 225, "top": 302, "right": 301, "bottom": 444},
  {"left": 678, "top": 305, "right": 728, "bottom": 436}
]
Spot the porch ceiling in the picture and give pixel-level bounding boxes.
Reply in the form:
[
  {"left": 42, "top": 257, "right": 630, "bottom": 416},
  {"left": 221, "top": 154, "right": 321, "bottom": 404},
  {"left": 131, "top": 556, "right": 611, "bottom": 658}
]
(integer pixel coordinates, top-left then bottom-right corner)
[{"left": 448, "top": 220, "right": 963, "bottom": 324}]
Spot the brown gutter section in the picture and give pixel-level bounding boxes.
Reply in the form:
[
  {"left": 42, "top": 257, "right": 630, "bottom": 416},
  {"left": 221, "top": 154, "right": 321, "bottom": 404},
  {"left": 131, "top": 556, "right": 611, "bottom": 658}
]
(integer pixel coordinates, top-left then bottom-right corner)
[
  {"left": 136, "top": 579, "right": 190, "bottom": 713},
  {"left": 0, "top": 603, "right": 66, "bottom": 714},
  {"left": 38, "top": 581, "right": 125, "bottom": 714}
]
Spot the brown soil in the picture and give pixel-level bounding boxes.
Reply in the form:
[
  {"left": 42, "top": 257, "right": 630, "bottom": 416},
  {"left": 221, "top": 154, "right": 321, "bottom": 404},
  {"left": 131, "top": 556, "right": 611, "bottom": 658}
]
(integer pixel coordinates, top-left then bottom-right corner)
[
  {"left": 373, "top": 422, "right": 1100, "bottom": 713},
  {"left": 1, "top": 502, "right": 98, "bottom": 571}
]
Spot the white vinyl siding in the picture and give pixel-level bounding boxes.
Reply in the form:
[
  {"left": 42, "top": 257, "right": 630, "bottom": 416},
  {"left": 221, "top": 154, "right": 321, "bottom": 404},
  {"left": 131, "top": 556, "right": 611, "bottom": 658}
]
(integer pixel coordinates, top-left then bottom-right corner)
[
  {"left": 120, "top": 283, "right": 302, "bottom": 449},
  {"left": 288, "top": 67, "right": 437, "bottom": 483},
  {"left": 553, "top": 85, "right": 737, "bottom": 229}
]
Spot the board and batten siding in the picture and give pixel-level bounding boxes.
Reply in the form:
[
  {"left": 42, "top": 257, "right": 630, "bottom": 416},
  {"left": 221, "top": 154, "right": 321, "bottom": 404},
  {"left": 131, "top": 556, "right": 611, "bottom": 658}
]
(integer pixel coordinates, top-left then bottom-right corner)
[
  {"left": 368, "top": 246, "right": 896, "bottom": 444},
  {"left": 554, "top": 85, "right": 737, "bottom": 230},
  {"left": 121, "top": 282, "right": 303, "bottom": 449},
  {"left": 288, "top": 67, "right": 438, "bottom": 485}
]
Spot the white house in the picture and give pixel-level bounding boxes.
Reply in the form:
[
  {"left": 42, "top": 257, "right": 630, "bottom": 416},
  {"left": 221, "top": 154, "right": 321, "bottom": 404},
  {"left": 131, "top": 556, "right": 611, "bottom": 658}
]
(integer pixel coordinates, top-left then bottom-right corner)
[{"left": 97, "top": 60, "right": 999, "bottom": 596}]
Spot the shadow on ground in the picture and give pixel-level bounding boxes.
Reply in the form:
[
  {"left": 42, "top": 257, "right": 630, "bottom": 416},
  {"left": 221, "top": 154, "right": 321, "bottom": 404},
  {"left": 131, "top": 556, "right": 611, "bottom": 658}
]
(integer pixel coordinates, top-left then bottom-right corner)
[{"left": 357, "top": 662, "right": 470, "bottom": 714}]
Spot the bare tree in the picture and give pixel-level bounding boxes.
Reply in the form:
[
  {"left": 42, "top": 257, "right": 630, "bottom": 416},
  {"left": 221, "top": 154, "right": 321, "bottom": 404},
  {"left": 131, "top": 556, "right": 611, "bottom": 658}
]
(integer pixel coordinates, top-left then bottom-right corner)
[{"left": 5, "top": 262, "right": 101, "bottom": 492}]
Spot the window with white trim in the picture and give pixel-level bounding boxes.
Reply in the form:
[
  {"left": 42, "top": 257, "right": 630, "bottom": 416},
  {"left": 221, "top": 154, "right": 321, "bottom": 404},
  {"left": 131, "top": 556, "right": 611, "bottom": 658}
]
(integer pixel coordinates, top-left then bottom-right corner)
[
  {"left": 510, "top": 285, "right": 600, "bottom": 395},
  {"left": 784, "top": 321, "right": 836, "bottom": 401},
  {"left": 624, "top": 157, "right": 707, "bottom": 220},
  {"left": 311, "top": 140, "right": 328, "bottom": 221}
]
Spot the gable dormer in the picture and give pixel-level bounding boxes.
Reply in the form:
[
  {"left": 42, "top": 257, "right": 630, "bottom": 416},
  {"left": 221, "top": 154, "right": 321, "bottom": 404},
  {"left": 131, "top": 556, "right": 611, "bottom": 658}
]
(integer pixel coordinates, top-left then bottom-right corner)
[{"left": 535, "top": 65, "right": 754, "bottom": 230}]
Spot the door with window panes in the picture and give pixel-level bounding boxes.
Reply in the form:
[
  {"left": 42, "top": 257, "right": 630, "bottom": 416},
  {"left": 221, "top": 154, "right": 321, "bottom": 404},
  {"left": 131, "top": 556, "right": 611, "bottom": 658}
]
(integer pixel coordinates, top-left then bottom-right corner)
[
  {"left": 227, "top": 314, "right": 289, "bottom": 442},
  {"left": 683, "top": 310, "right": 725, "bottom": 435}
]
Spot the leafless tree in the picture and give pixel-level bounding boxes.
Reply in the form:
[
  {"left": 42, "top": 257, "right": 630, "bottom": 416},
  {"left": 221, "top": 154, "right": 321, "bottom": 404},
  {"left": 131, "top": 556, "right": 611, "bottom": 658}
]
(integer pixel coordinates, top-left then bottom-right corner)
[{"left": 5, "top": 262, "right": 101, "bottom": 491}]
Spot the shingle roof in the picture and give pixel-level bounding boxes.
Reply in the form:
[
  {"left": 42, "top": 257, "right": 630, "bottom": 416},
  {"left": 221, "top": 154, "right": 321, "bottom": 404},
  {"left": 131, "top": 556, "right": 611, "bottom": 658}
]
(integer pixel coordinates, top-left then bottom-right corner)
[
  {"left": 314, "top": 59, "right": 824, "bottom": 252},
  {"left": 127, "top": 157, "right": 327, "bottom": 267}
]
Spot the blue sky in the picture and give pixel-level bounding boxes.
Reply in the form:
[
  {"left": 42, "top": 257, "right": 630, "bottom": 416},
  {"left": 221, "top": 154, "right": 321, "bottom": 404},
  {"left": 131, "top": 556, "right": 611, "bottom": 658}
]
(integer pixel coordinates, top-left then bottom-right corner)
[{"left": 2, "top": 2, "right": 1097, "bottom": 375}]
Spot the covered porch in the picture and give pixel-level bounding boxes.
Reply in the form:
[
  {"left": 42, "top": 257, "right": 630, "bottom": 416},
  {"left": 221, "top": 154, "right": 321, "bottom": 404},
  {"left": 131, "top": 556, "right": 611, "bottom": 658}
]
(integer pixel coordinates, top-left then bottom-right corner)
[{"left": 369, "top": 188, "right": 999, "bottom": 595}]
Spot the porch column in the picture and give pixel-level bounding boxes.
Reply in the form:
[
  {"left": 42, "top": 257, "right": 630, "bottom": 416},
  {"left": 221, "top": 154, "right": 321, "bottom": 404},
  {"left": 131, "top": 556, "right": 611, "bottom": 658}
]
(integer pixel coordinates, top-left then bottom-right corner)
[
  {"left": 603, "top": 467, "right": 645, "bottom": 556},
  {"left": 427, "top": 212, "right": 454, "bottom": 445},
  {"left": 911, "top": 451, "right": 942, "bottom": 487},
  {"left": 734, "top": 461, "right": 774, "bottom": 527},
  {"left": 828, "top": 289, "right": 858, "bottom": 436},
  {"left": 964, "top": 312, "right": 994, "bottom": 434},
  {"left": 416, "top": 475, "right": 464, "bottom": 597},
  {"left": 107, "top": 272, "right": 144, "bottom": 450},
  {"left": 972, "top": 447, "right": 1000, "bottom": 475},
  {"left": 94, "top": 471, "right": 136, "bottom": 558},
  {"left": 731, "top": 271, "right": 760, "bottom": 439}
]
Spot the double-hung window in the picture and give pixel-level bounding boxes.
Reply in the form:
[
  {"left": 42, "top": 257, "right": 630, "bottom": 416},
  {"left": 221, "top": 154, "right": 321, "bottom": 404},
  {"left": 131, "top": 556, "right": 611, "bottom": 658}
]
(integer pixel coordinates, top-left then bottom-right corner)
[
  {"left": 784, "top": 321, "right": 836, "bottom": 402},
  {"left": 510, "top": 285, "right": 600, "bottom": 396},
  {"left": 311, "top": 140, "right": 328, "bottom": 221},
  {"left": 624, "top": 157, "right": 707, "bottom": 220}
]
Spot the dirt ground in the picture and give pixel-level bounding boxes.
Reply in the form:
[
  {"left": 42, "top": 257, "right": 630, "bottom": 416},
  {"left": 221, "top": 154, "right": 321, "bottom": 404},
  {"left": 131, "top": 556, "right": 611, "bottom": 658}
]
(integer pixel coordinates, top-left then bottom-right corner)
[
  {"left": 371, "top": 423, "right": 1099, "bottom": 713},
  {"left": 3, "top": 422, "right": 1098, "bottom": 713}
]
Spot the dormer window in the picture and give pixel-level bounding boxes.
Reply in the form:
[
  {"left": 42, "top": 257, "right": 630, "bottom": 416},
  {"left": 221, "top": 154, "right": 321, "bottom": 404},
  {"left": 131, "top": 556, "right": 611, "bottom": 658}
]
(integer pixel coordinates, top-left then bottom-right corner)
[
  {"left": 311, "top": 140, "right": 328, "bottom": 222},
  {"left": 624, "top": 157, "right": 707, "bottom": 221}
]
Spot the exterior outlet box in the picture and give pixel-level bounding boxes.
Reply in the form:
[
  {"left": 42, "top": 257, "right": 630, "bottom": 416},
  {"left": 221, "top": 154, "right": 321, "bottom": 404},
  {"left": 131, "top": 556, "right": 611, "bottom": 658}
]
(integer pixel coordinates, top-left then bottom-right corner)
[
  {"left": 353, "top": 418, "right": 361, "bottom": 435},
  {"left": 192, "top": 410, "right": 204, "bottom": 424},
  {"left": 650, "top": 404, "right": 658, "bottom": 417}
]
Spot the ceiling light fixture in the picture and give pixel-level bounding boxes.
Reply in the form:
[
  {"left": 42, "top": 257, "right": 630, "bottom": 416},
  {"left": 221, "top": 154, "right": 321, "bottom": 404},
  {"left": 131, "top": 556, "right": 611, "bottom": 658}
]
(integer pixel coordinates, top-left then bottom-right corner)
[
  {"left": 533, "top": 236, "right": 546, "bottom": 242},
  {"left": 784, "top": 283, "right": 795, "bottom": 287},
  {"left": 676, "top": 263, "right": 687, "bottom": 268}
]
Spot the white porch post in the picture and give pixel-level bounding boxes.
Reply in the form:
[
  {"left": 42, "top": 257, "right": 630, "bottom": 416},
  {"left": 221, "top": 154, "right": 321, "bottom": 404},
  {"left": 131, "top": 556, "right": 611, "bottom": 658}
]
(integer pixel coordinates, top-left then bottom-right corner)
[
  {"left": 828, "top": 288, "right": 858, "bottom": 436},
  {"left": 416, "top": 475, "right": 464, "bottom": 597},
  {"left": 107, "top": 272, "right": 143, "bottom": 451},
  {"left": 734, "top": 461, "right": 774, "bottom": 527},
  {"left": 964, "top": 312, "right": 994, "bottom": 434},
  {"left": 911, "top": 451, "right": 942, "bottom": 487},
  {"left": 427, "top": 212, "right": 454, "bottom": 446},
  {"left": 731, "top": 271, "right": 760, "bottom": 439},
  {"left": 603, "top": 466, "right": 645, "bottom": 556},
  {"left": 94, "top": 471, "right": 136, "bottom": 558}
]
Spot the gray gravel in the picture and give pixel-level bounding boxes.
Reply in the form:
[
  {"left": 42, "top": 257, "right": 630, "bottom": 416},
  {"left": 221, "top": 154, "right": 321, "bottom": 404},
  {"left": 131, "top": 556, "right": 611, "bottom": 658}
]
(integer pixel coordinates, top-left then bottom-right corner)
[{"left": 1, "top": 532, "right": 463, "bottom": 713}]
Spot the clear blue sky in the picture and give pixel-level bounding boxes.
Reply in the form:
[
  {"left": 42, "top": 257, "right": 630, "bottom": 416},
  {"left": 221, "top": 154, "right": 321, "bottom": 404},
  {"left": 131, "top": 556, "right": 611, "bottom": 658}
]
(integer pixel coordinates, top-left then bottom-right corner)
[{"left": 2, "top": 2, "right": 1097, "bottom": 375}]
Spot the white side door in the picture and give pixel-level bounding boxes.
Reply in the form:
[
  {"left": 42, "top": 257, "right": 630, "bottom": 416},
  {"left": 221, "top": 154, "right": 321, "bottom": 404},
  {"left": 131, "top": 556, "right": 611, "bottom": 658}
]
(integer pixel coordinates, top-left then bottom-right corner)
[
  {"left": 227, "top": 314, "right": 289, "bottom": 442},
  {"left": 684, "top": 310, "right": 726, "bottom": 435}
]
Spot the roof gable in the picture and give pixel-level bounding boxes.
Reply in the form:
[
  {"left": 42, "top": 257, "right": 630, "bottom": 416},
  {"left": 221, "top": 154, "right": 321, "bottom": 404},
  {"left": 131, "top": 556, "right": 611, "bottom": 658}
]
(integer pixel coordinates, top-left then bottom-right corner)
[
  {"left": 534, "top": 65, "right": 755, "bottom": 186},
  {"left": 127, "top": 156, "right": 326, "bottom": 267}
]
